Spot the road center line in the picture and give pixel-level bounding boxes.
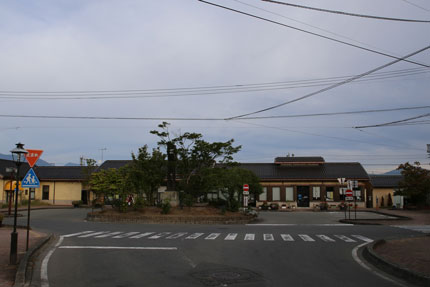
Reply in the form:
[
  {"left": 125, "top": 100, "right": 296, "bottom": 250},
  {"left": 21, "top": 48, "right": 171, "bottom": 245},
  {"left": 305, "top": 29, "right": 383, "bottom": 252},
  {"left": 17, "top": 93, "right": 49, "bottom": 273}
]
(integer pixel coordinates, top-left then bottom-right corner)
[{"left": 58, "top": 246, "right": 178, "bottom": 250}]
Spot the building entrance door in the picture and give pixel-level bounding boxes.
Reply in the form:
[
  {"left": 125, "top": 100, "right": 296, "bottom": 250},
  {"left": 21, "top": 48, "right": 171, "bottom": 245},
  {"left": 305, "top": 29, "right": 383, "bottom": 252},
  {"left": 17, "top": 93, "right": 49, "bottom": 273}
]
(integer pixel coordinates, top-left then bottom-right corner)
[
  {"left": 297, "top": 186, "right": 310, "bottom": 207},
  {"left": 81, "top": 190, "right": 88, "bottom": 205}
]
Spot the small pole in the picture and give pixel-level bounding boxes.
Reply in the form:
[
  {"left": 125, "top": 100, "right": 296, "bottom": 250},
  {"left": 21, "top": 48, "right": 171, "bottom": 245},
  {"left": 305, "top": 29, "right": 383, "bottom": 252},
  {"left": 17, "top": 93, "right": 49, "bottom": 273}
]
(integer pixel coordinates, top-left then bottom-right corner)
[
  {"left": 26, "top": 189, "right": 31, "bottom": 251},
  {"left": 354, "top": 195, "right": 357, "bottom": 220}
]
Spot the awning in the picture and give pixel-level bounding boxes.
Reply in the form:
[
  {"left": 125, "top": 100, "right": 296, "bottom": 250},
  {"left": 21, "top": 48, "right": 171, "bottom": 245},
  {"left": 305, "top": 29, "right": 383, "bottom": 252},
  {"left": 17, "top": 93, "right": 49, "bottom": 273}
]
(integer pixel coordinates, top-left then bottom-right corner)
[{"left": 3, "top": 181, "right": 24, "bottom": 191}]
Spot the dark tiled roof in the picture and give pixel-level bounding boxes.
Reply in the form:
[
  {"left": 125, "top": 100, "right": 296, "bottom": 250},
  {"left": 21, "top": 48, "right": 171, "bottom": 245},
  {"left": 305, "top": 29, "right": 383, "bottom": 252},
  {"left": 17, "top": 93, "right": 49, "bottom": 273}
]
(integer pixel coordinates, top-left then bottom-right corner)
[
  {"left": 98, "top": 160, "right": 131, "bottom": 171},
  {"left": 239, "top": 162, "right": 369, "bottom": 181},
  {"left": 370, "top": 175, "right": 403, "bottom": 188},
  {"left": 0, "top": 159, "right": 31, "bottom": 178},
  {"left": 274, "top": 156, "right": 325, "bottom": 164},
  {"left": 34, "top": 166, "right": 86, "bottom": 181}
]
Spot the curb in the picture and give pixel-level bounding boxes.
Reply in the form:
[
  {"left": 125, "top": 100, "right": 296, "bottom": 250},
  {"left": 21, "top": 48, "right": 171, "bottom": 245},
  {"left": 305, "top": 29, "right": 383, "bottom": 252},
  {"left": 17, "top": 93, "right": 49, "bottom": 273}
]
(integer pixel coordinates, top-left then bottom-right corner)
[
  {"left": 362, "top": 238, "right": 430, "bottom": 287},
  {"left": 1, "top": 206, "right": 74, "bottom": 214},
  {"left": 13, "top": 234, "right": 53, "bottom": 287},
  {"left": 339, "top": 210, "right": 412, "bottom": 225}
]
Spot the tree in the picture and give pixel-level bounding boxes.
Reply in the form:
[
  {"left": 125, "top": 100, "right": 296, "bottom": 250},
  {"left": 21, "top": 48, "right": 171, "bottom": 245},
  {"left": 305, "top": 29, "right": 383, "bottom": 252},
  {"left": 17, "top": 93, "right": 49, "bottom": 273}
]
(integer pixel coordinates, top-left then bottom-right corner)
[
  {"left": 150, "top": 122, "right": 242, "bottom": 204},
  {"left": 129, "top": 145, "right": 166, "bottom": 205},
  {"left": 206, "top": 167, "right": 262, "bottom": 211},
  {"left": 396, "top": 162, "right": 430, "bottom": 207},
  {"left": 81, "top": 158, "right": 98, "bottom": 205},
  {"left": 90, "top": 166, "right": 133, "bottom": 212}
]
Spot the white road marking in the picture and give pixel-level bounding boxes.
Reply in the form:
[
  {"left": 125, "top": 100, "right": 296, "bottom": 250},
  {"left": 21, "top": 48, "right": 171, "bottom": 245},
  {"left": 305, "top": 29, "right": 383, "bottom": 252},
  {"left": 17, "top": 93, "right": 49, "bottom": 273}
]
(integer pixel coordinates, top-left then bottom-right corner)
[
  {"left": 166, "top": 232, "right": 188, "bottom": 239},
  {"left": 244, "top": 234, "right": 255, "bottom": 241},
  {"left": 148, "top": 232, "right": 171, "bottom": 239},
  {"left": 316, "top": 235, "right": 335, "bottom": 242},
  {"left": 224, "top": 233, "right": 238, "bottom": 240},
  {"left": 62, "top": 231, "right": 94, "bottom": 238},
  {"left": 112, "top": 232, "right": 140, "bottom": 238},
  {"left": 78, "top": 231, "right": 109, "bottom": 238},
  {"left": 129, "top": 232, "right": 155, "bottom": 239},
  {"left": 95, "top": 231, "right": 123, "bottom": 238},
  {"left": 352, "top": 242, "right": 407, "bottom": 287},
  {"left": 58, "top": 246, "right": 177, "bottom": 250},
  {"left": 334, "top": 235, "right": 356, "bottom": 242},
  {"left": 205, "top": 233, "right": 220, "bottom": 240},
  {"left": 263, "top": 234, "right": 274, "bottom": 241},
  {"left": 280, "top": 234, "right": 294, "bottom": 241},
  {"left": 298, "top": 234, "right": 315, "bottom": 242},
  {"left": 351, "top": 235, "right": 373, "bottom": 242},
  {"left": 41, "top": 236, "right": 64, "bottom": 287},
  {"left": 186, "top": 233, "right": 204, "bottom": 239}
]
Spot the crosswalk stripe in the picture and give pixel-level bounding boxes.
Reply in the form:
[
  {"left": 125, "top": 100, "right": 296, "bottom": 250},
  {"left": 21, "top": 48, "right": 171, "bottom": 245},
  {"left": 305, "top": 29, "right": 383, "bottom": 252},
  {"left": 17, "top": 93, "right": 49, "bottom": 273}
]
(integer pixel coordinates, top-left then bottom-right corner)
[
  {"left": 63, "top": 231, "right": 94, "bottom": 238},
  {"left": 129, "top": 232, "right": 155, "bottom": 239},
  {"left": 78, "top": 231, "right": 109, "bottom": 238},
  {"left": 244, "top": 234, "right": 255, "bottom": 241},
  {"left": 298, "top": 234, "right": 315, "bottom": 242},
  {"left": 166, "top": 232, "right": 188, "bottom": 239},
  {"left": 351, "top": 235, "right": 373, "bottom": 242},
  {"left": 148, "top": 232, "right": 171, "bottom": 239},
  {"left": 95, "top": 231, "right": 123, "bottom": 238},
  {"left": 334, "top": 235, "right": 356, "bottom": 242},
  {"left": 263, "top": 234, "right": 274, "bottom": 241},
  {"left": 113, "top": 232, "right": 140, "bottom": 239},
  {"left": 280, "top": 234, "right": 294, "bottom": 241},
  {"left": 316, "top": 235, "right": 335, "bottom": 242},
  {"left": 205, "top": 233, "right": 220, "bottom": 240},
  {"left": 225, "top": 233, "right": 238, "bottom": 240},
  {"left": 185, "top": 233, "right": 204, "bottom": 239}
]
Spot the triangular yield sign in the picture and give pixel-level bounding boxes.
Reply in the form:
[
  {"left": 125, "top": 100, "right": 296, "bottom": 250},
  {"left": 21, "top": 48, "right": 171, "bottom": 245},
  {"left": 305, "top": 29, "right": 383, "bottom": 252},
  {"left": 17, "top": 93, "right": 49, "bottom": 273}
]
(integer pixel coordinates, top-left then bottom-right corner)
[{"left": 25, "top": 149, "right": 44, "bottom": 168}]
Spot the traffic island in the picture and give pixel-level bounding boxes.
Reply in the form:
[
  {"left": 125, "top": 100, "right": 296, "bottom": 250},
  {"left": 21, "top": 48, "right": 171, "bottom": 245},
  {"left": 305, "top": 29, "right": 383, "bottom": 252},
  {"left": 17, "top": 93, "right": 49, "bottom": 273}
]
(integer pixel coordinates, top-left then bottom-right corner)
[
  {"left": 86, "top": 207, "right": 257, "bottom": 224},
  {"left": 362, "top": 236, "right": 430, "bottom": 287}
]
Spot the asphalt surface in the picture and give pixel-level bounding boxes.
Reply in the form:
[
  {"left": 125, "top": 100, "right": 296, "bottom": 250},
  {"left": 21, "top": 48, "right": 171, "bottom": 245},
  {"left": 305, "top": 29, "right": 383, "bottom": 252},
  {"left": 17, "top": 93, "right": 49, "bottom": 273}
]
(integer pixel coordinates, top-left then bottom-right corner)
[{"left": 3, "top": 209, "right": 424, "bottom": 287}]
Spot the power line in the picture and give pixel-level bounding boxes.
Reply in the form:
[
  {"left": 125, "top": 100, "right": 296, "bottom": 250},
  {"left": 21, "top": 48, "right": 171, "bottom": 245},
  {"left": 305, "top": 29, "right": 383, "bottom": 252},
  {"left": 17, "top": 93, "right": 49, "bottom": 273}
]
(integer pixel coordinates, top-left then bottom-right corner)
[
  {"left": 354, "top": 112, "right": 430, "bottom": 128},
  {"left": 400, "top": 0, "right": 430, "bottom": 12},
  {"left": 262, "top": 0, "right": 430, "bottom": 23},
  {"left": 227, "top": 45, "right": 430, "bottom": 119},
  {"left": 1, "top": 105, "right": 429, "bottom": 122},
  {"left": 232, "top": 0, "right": 404, "bottom": 57},
  {"left": 239, "top": 105, "right": 430, "bottom": 119},
  {"left": 198, "top": 0, "right": 429, "bottom": 68}
]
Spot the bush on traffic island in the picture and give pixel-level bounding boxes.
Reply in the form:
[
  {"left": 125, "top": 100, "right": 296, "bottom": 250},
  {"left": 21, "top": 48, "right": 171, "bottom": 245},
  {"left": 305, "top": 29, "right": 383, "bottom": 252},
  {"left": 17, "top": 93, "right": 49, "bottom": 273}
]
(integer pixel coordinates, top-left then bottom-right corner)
[{"left": 72, "top": 200, "right": 83, "bottom": 208}]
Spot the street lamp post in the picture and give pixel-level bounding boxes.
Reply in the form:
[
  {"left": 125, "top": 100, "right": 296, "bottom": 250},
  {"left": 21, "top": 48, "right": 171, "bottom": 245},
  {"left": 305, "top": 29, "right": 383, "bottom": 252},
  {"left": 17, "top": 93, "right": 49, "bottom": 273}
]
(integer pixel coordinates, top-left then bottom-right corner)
[{"left": 9, "top": 143, "right": 28, "bottom": 265}]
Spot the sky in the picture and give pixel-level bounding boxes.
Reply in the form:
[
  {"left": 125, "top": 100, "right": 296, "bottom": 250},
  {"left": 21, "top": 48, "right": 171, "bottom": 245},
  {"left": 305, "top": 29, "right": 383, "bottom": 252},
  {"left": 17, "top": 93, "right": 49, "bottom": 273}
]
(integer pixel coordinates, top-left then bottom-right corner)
[{"left": 0, "top": 0, "right": 429, "bottom": 173}]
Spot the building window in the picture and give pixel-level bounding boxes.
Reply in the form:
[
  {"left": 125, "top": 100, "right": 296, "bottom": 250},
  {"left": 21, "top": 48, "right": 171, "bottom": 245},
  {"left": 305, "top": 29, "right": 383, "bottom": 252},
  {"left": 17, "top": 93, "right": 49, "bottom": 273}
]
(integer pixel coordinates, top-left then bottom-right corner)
[
  {"left": 30, "top": 188, "right": 35, "bottom": 200},
  {"left": 42, "top": 185, "right": 49, "bottom": 200},
  {"left": 354, "top": 188, "right": 361, "bottom": 201},
  {"left": 285, "top": 187, "right": 294, "bottom": 201},
  {"left": 272, "top": 187, "right": 280, "bottom": 201},
  {"left": 260, "top": 187, "right": 267, "bottom": 201},
  {"left": 326, "top": 187, "right": 334, "bottom": 201},
  {"left": 312, "top": 187, "right": 321, "bottom": 200}
]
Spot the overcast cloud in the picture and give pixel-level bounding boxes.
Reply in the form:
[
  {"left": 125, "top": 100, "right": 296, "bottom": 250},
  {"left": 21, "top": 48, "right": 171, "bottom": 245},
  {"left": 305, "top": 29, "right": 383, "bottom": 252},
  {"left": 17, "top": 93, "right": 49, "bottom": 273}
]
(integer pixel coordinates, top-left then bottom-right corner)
[{"left": 0, "top": 0, "right": 429, "bottom": 173}]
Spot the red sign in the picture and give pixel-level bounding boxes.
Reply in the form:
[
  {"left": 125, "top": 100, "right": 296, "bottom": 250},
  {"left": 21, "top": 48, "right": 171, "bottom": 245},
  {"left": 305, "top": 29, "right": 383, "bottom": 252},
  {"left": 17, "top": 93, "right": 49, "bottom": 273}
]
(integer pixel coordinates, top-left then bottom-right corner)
[
  {"left": 25, "top": 149, "right": 43, "bottom": 168},
  {"left": 346, "top": 189, "right": 353, "bottom": 197},
  {"left": 243, "top": 184, "right": 249, "bottom": 192}
]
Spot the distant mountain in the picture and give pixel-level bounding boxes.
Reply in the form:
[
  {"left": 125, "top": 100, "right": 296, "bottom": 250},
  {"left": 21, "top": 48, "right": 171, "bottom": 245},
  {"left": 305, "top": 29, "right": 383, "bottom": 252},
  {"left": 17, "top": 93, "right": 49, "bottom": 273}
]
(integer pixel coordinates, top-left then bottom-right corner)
[
  {"left": 0, "top": 153, "right": 53, "bottom": 166},
  {"left": 384, "top": 169, "right": 402, "bottom": 175}
]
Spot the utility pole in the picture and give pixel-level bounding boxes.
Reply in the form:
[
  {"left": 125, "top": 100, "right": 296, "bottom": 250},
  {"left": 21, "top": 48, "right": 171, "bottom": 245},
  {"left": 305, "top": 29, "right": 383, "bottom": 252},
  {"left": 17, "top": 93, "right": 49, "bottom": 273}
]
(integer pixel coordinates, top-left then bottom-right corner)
[{"left": 99, "top": 148, "right": 107, "bottom": 164}]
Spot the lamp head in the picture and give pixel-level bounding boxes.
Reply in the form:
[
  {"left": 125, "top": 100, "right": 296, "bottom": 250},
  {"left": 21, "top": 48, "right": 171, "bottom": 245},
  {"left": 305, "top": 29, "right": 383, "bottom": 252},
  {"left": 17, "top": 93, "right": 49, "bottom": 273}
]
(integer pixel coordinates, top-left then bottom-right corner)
[{"left": 10, "top": 142, "right": 28, "bottom": 164}]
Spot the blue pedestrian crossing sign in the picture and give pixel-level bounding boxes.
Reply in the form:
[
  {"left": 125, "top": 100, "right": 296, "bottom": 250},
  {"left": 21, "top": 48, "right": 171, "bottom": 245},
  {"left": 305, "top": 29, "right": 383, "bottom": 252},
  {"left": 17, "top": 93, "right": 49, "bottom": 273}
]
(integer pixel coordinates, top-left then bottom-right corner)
[{"left": 22, "top": 168, "right": 40, "bottom": 188}]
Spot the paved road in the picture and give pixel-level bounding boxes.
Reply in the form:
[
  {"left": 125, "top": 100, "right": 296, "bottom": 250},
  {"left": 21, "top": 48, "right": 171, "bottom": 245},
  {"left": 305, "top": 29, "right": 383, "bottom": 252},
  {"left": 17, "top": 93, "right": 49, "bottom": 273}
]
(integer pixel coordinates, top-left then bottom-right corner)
[{"left": 5, "top": 209, "right": 423, "bottom": 287}]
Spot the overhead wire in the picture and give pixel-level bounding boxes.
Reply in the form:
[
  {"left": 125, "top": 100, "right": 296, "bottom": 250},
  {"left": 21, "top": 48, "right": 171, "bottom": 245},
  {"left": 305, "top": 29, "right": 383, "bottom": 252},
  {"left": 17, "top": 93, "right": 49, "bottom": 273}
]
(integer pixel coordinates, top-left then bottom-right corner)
[
  {"left": 353, "top": 112, "right": 430, "bottom": 128},
  {"left": 262, "top": 0, "right": 430, "bottom": 23},
  {"left": 226, "top": 45, "right": 430, "bottom": 119},
  {"left": 400, "top": 0, "right": 430, "bottom": 12},
  {"left": 0, "top": 67, "right": 428, "bottom": 100},
  {"left": 198, "top": 0, "right": 430, "bottom": 68}
]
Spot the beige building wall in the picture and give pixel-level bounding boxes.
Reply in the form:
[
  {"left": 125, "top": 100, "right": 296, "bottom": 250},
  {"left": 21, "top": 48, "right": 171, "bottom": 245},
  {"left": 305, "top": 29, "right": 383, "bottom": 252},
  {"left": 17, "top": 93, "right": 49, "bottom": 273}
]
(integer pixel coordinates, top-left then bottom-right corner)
[
  {"left": 15, "top": 181, "right": 84, "bottom": 205},
  {"left": 373, "top": 188, "right": 395, "bottom": 208}
]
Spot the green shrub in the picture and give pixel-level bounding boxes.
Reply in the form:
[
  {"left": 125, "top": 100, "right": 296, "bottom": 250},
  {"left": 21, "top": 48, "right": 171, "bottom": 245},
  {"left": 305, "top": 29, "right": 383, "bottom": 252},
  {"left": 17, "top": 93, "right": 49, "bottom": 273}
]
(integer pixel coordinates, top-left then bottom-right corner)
[
  {"left": 72, "top": 200, "right": 83, "bottom": 208},
  {"left": 0, "top": 213, "right": 4, "bottom": 221},
  {"left": 134, "top": 196, "right": 145, "bottom": 211},
  {"left": 161, "top": 200, "right": 171, "bottom": 214}
]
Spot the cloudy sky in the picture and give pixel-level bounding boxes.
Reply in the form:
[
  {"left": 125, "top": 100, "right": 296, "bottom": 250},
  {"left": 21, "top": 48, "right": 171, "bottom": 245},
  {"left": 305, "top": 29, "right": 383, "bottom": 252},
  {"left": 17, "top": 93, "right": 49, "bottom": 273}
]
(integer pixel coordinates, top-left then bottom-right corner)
[{"left": 0, "top": 0, "right": 429, "bottom": 173}]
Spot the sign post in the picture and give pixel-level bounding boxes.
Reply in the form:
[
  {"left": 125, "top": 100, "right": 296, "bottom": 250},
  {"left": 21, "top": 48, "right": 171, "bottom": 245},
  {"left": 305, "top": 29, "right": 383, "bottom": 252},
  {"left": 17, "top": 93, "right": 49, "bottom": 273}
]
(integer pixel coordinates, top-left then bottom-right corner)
[
  {"left": 243, "top": 184, "right": 249, "bottom": 212},
  {"left": 23, "top": 149, "right": 43, "bottom": 251}
]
